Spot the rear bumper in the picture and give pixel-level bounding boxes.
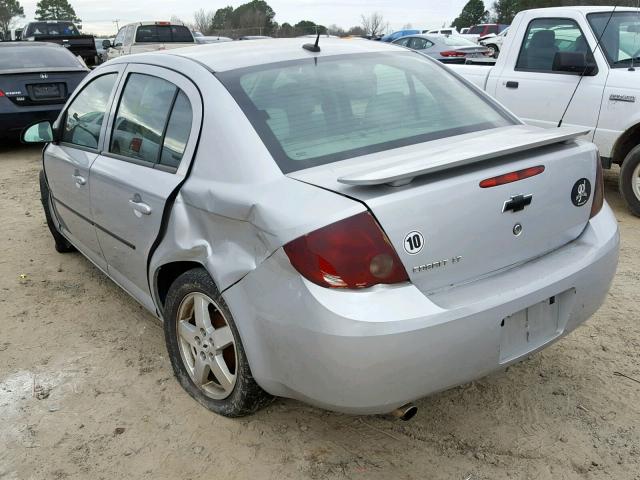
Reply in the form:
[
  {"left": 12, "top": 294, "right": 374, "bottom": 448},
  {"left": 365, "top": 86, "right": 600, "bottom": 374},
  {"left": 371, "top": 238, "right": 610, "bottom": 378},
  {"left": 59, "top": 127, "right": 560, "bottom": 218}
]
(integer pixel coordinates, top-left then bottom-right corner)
[
  {"left": 225, "top": 205, "right": 620, "bottom": 414},
  {"left": 0, "top": 108, "right": 61, "bottom": 138}
]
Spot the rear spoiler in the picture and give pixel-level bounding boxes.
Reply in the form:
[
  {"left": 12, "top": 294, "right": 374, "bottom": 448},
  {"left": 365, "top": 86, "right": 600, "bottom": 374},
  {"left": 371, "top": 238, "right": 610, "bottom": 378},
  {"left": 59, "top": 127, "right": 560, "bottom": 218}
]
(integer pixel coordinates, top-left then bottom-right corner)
[{"left": 337, "top": 125, "right": 590, "bottom": 187}]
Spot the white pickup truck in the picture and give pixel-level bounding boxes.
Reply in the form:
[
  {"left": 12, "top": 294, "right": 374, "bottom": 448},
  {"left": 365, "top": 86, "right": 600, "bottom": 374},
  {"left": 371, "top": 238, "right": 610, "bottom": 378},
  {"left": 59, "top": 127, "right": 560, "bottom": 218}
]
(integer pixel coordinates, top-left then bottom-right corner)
[{"left": 451, "top": 7, "right": 640, "bottom": 216}]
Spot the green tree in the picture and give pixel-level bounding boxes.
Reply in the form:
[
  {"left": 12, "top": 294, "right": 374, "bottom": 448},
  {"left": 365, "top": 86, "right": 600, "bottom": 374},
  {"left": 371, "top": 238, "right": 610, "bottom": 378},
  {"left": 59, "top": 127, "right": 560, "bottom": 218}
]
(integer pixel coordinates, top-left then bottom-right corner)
[
  {"left": 294, "top": 20, "right": 326, "bottom": 35},
  {"left": 451, "top": 0, "right": 488, "bottom": 30},
  {"left": 492, "top": 0, "right": 520, "bottom": 23},
  {"left": 35, "top": 0, "right": 80, "bottom": 22},
  {"left": 212, "top": 5, "right": 233, "bottom": 31},
  {"left": 232, "top": 0, "right": 276, "bottom": 35},
  {"left": 0, "top": 0, "right": 24, "bottom": 36}
]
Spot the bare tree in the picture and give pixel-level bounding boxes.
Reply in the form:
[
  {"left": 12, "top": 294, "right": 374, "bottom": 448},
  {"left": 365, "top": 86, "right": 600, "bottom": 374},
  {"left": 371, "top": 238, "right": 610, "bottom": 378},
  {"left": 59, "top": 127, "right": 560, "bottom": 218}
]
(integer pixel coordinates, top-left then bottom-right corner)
[
  {"left": 402, "top": 23, "right": 413, "bottom": 30},
  {"left": 361, "top": 12, "right": 388, "bottom": 38},
  {"left": 193, "top": 8, "right": 214, "bottom": 35}
]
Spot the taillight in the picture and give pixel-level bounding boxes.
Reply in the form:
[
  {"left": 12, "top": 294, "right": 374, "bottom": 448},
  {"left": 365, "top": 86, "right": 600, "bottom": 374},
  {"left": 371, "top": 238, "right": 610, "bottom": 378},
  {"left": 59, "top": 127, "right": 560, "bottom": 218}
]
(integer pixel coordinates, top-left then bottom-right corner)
[
  {"left": 0, "top": 90, "right": 5, "bottom": 97},
  {"left": 440, "top": 50, "right": 466, "bottom": 57},
  {"left": 283, "top": 212, "right": 409, "bottom": 289},
  {"left": 480, "top": 166, "right": 545, "bottom": 188},
  {"left": 590, "top": 156, "right": 604, "bottom": 218}
]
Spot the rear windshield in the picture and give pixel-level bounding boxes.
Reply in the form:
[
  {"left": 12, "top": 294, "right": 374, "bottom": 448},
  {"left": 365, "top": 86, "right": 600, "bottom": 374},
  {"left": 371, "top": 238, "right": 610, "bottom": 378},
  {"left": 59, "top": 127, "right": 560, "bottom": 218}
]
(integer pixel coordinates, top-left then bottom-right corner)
[
  {"left": 135, "top": 25, "right": 193, "bottom": 43},
  {"left": 218, "top": 52, "right": 512, "bottom": 173},
  {"left": 26, "top": 22, "right": 79, "bottom": 36},
  {"left": 0, "top": 46, "right": 81, "bottom": 70}
]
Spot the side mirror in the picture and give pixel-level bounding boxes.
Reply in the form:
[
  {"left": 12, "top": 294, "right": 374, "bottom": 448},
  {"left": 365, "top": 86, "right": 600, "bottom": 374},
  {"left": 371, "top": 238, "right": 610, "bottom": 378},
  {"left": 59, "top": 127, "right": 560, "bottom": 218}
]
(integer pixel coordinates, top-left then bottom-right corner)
[
  {"left": 102, "top": 39, "right": 112, "bottom": 49},
  {"left": 22, "top": 121, "right": 55, "bottom": 144},
  {"left": 553, "top": 51, "right": 598, "bottom": 76},
  {"left": 77, "top": 24, "right": 83, "bottom": 31},
  {"left": 114, "top": 42, "right": 123, "bottom": 48}
]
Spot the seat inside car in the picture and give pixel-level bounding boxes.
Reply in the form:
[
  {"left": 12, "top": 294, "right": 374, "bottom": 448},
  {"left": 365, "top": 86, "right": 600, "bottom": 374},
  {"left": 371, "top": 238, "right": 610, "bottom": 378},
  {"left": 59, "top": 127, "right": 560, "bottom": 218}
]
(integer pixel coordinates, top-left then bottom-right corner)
[{"left": 525, "top": 30, "right": 558, "bottom": 70}]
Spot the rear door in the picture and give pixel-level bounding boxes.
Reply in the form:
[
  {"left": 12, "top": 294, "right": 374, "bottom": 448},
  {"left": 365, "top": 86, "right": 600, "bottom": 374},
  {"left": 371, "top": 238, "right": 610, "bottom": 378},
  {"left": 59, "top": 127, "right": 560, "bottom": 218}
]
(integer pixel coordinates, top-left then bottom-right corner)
[
  {"left": 43, "top": 65, "right": 122, "bottom": 270},
  {"left": 89, "top": 64, "right": 202, "bottom": 310}
]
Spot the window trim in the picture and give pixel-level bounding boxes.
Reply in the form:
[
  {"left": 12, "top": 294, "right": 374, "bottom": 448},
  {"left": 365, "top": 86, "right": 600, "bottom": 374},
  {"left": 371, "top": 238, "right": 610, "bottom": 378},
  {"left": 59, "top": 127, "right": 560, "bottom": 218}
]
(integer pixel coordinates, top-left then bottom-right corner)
[
  {"left": 58, "top": 70, "right": 120, "bottom": 153},
  {"left": 514, "top": 17, "right": 596, "bottom": 75}
]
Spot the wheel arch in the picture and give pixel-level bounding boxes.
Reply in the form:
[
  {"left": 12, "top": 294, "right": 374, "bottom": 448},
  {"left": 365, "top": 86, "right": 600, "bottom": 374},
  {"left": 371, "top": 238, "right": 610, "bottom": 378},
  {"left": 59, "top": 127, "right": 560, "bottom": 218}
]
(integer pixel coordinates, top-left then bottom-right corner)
[
  {"left": 154, "top": 261, "right": 208, "bottom": 311},
  {"left": 611, "top": 122, "right": 640, "bottom": 165}
]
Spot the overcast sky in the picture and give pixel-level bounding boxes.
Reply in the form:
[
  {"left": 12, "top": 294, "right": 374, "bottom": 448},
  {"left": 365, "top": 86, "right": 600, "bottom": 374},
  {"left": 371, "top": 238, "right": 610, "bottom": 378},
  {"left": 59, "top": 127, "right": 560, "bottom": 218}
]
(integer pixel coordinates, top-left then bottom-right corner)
[{"left": 18, "top": 0, "right": 470, "bottom": 36}]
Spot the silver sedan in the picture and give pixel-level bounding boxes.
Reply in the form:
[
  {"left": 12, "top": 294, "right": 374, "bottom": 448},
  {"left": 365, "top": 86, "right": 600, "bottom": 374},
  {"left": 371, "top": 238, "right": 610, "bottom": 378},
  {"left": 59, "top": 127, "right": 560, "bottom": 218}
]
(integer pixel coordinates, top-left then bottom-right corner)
[
  {"left": 24, "top": 38, "right": 619, "bottom": 418},
  {"left": 393, "top": 34, "right": 494, "bottom": 63}
]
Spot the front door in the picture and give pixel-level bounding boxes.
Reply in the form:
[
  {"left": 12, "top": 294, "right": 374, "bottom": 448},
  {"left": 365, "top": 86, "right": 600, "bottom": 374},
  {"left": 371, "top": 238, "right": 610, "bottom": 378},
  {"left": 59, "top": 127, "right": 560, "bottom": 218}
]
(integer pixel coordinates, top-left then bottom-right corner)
[
  {"left": 89, "top": 64, "right": 202, "bottom": 311},
  {"left": 493, "top": 17, "right": 606, "bottom": 137},
  {"left": 43, "top": 67, "right": 122, "bottom": 270}
]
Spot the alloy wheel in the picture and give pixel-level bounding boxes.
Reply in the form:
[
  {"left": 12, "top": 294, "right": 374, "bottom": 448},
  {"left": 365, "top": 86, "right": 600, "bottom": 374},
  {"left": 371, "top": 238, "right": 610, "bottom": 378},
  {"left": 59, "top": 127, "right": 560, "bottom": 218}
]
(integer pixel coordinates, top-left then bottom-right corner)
[{"left": 176, "top": 292, "right": 237, "bottom": 400}]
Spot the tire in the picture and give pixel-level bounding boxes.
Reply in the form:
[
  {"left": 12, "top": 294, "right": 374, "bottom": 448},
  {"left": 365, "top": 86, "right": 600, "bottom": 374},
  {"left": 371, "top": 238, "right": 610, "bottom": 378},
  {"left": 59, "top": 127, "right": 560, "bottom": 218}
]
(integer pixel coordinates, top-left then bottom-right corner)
[
  {"left": 39, "top": 170, "right": 76, "bottom": 253},
  {"left": 163, "top": 268, "right": 272, "bottom": 417},
  {"left": 619, "top": 145, "right": 640, "bottom": 217},
  {"left": 487, "top": 44, "right": 499, "bottom": 58}
]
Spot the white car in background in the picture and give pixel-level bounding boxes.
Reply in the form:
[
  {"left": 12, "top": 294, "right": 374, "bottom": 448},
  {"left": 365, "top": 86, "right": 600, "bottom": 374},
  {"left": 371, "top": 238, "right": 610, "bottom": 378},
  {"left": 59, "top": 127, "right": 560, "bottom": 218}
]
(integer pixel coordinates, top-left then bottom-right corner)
[
  {"left": 480, "top": 27, "right": 510, "bottom": 57},
  {"left": 104, "top": 21, "right": 196, "bottom": 60}
]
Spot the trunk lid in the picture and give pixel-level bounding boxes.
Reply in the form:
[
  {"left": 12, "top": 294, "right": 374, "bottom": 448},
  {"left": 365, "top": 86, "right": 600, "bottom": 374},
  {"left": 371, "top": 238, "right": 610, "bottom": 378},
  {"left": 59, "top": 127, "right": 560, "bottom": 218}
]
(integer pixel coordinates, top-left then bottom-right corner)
[
  {"left": 0, "top": 71, "right": 87, "bottom": 106},
  {"left": 289, "top": 125, "right": 597, "bottom": 293}
]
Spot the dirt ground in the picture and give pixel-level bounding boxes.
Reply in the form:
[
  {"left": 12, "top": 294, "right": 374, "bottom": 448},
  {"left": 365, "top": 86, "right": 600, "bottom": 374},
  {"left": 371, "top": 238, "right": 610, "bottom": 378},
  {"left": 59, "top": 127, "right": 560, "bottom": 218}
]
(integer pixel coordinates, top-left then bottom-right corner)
[{"left": 0, "top": 143, "right": 638, "bottom": 480}]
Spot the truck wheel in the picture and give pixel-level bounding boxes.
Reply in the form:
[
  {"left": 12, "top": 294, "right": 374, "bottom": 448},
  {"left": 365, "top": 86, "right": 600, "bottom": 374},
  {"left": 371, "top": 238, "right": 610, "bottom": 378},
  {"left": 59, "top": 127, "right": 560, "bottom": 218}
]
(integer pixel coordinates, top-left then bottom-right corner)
[
  {"left": 39, "top": 170, "right": 76, "bottom": 253},
  {"left": 619, "top": 145, "right": 640, "bottom": 217}
]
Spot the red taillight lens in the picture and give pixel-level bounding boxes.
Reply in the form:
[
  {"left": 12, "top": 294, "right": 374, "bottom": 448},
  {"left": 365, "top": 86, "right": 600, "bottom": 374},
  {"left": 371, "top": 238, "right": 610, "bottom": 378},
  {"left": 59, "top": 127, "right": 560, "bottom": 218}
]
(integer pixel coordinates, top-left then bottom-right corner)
[
  {"left": 440, "top": 50, "right": 466, "bottom": 57},
  {"left": 0, "top": 90, "right": 5, "bottom": 97},
  {"left": 480, "top": 166, "right": 545, "bottom": 188},
  {"left": 283, "top": 212, "right": 409, "bottom": 289},
  {"left": 590, "top": 156, "right": 604, "bottom": 218}
]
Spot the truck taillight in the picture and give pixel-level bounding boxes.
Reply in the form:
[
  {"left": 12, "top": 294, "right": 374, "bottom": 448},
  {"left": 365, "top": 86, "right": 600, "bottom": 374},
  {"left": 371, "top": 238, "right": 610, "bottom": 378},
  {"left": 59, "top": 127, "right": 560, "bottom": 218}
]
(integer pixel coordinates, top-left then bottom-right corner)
[
  {"left": 283, "top": 212, "right": 409, "bottom": 289},
  {"left": 590, "top": 156, "right": 604, "bottom": 218}
]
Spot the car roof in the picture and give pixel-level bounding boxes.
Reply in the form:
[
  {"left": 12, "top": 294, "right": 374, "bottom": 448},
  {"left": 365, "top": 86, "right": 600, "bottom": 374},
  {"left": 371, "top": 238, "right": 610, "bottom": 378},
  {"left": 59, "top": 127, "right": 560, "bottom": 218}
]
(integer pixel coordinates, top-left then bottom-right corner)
[
  {"left": 0, "top": 41, "right": 67, "bottom": 48},
  {"left": 159, "top": 37, "right": 404, "bottom": 72},
  {"left": 522, "top": 6, "right": 639, "bottom": 15}
]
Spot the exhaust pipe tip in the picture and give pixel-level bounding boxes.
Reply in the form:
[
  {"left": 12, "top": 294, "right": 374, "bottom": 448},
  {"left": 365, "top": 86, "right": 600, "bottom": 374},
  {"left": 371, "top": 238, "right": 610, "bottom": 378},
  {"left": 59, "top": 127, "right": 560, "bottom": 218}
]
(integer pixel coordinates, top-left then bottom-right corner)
[{"left": 389, "top": 403, "right": 418, "bottom": 421}]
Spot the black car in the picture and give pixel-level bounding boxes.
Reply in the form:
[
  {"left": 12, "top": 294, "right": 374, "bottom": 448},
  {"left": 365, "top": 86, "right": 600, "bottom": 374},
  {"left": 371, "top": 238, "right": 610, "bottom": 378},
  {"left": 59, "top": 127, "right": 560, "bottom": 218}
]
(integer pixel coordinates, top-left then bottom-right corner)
[{"left": 0, "top": 42, "right": 88, "bottom": 140}]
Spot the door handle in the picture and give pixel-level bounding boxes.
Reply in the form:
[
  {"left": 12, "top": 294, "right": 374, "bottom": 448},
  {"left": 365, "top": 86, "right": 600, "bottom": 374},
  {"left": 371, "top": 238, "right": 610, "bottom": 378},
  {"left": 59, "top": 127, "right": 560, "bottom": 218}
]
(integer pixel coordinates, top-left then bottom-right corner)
[
  {"left": 505, "top": 81, "right": 519, "bottom": 89},
  {"left": 129, "top": 197, "right": 152, "bottom": 215},
  {"left": 73, "top": 174, "right": 86, "bottom": 186}
]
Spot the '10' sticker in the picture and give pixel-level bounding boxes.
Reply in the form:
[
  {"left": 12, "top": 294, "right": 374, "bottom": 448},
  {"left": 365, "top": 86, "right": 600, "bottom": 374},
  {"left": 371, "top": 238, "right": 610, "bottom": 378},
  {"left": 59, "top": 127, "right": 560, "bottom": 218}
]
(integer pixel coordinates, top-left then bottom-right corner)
[{"left": 404, "top": 231, "right": 425, "bottom": 255}]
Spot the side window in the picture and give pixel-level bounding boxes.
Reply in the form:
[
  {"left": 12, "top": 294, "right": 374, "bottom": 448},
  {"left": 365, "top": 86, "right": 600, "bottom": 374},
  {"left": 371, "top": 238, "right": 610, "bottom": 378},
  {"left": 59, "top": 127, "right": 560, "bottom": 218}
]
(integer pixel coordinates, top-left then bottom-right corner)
[
  {"left": 110, "top": 73, "right": 192, "bottom": 170},
  {"left": 410, "top": 38, "right": 431, "bottom": 50},
  {"left": 62, "top": 73, "right": 117, "bottom": 149},
  {"left": 114, "top": 27, "right": 125, "bottom": 46},
  {"left": 516, "top": 18, "right": 591, "bottom": 72},
  {"left": 395, "top": 37, "right": 411, "bottom": 47},
  {"left": 159, "top": 91, "right": 193, "bottom": 169},
  {"left": 110, "top": 74, "right": 176, "bottom": 164}
]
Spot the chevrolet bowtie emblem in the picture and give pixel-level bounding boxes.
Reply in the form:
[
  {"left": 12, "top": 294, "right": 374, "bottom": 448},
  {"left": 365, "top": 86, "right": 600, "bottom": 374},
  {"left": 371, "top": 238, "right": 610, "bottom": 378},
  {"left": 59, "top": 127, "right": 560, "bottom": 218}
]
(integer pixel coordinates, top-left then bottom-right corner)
[{"left": 503, "top": 194, "right": 533, "bottom": 213}]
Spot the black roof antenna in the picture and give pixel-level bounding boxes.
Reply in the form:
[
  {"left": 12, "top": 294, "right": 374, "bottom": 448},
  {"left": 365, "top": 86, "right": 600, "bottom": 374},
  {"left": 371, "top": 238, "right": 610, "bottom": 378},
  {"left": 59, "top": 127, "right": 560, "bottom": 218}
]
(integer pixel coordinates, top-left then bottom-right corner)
[
  {"left": 303, "top": 32, "right": 321, "bottom": 52},
  {"left": 557, "top": 4, "right": 618, "bottom": 127}
]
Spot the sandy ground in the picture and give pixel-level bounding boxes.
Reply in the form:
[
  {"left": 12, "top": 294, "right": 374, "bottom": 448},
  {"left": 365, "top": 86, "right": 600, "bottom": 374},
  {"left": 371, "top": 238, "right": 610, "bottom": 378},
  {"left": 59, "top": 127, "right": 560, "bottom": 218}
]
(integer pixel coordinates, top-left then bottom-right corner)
[{"left": 0, "top": 142, "right": 638, "bottom": 480}]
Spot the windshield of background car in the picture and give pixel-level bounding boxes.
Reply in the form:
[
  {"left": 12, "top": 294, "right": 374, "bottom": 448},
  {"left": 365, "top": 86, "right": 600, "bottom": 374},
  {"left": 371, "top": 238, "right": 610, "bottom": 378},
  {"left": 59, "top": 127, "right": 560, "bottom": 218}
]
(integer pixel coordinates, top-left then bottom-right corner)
[
  {"left": 218, "top": 52, "right": 513, "bottom": 173},
  {"left": 135, "top": 25, "right": 193, "bottom": 43},
  {"left": 0, "top": 46, "right": 82, "bottom": 70},
  {"left": 27, "top": 22, "right": 79, "bottom": 36},
  {"left": 588, "top": 11, "right": 640, "bottom": 67}
]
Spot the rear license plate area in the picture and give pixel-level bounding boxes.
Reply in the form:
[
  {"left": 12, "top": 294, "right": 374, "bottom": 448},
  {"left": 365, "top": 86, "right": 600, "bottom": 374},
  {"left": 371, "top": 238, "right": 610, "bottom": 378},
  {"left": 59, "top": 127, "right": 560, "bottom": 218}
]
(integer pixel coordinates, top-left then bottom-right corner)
[
  {"left": 27, "top": 83, "right": 66, "bottom": 100},
  {"left": 499, "top": 291, "right": 574, "bottom": 364}
]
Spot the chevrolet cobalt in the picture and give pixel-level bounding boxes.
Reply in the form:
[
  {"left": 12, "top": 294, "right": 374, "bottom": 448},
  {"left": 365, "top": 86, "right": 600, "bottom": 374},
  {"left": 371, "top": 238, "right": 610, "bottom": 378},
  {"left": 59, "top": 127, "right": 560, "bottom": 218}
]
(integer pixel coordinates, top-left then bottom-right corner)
[{"left": 24, "top": 38, "right": 619, "bottom": 417}]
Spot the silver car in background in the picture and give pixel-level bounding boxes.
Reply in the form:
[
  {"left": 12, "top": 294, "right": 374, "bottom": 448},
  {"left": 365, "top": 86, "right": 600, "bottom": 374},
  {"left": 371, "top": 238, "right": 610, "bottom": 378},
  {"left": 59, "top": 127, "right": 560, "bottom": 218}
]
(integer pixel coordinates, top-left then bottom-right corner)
[
  {"left": 393, "top": 34, "right": 493, "bottom": 63},
  {"left": 25, "top": 39, "right": 619, "bottom": 418}
]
